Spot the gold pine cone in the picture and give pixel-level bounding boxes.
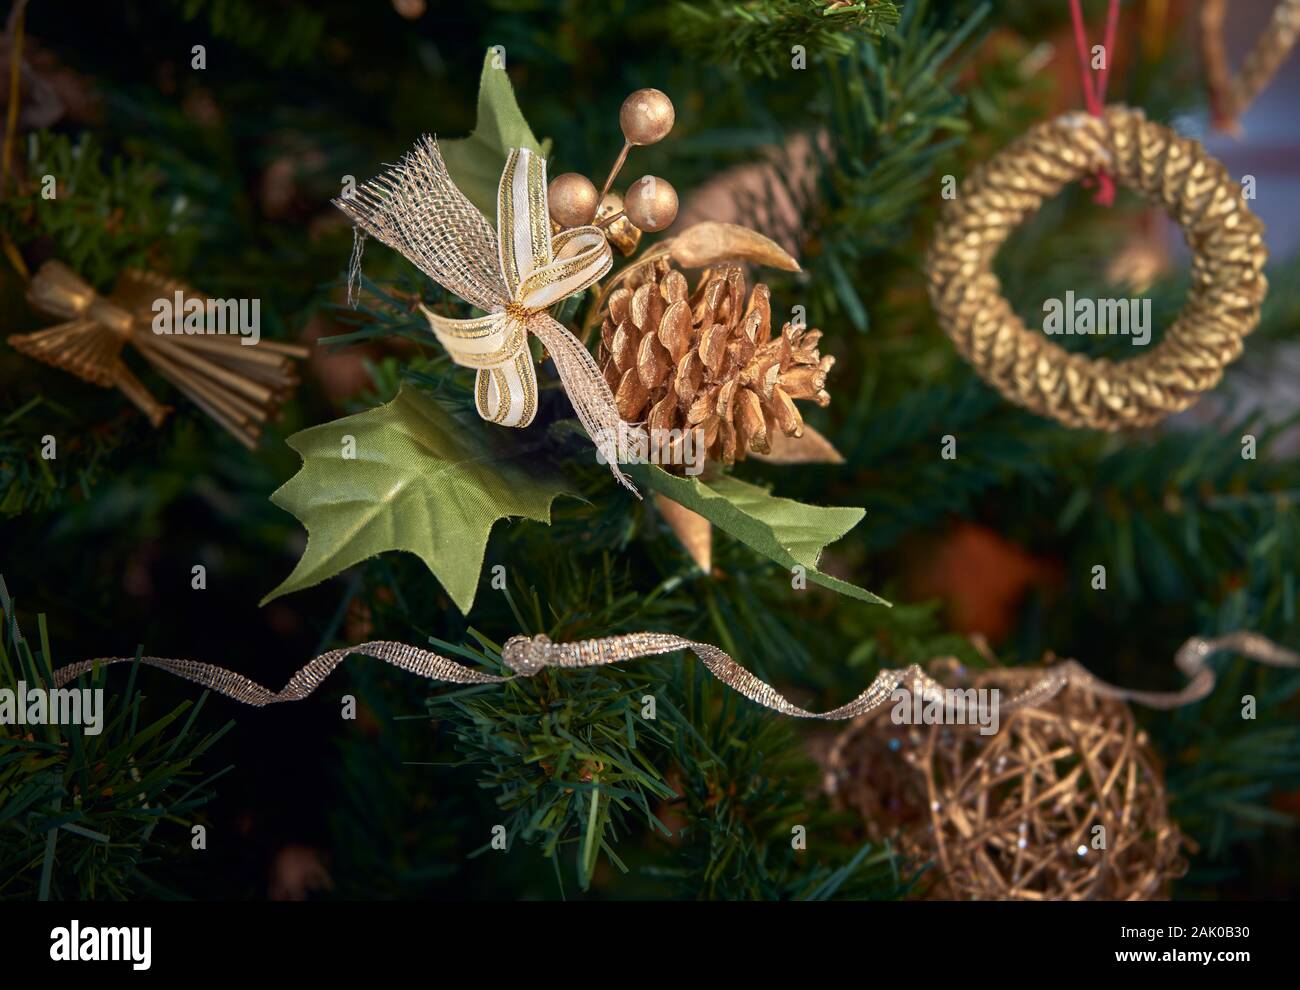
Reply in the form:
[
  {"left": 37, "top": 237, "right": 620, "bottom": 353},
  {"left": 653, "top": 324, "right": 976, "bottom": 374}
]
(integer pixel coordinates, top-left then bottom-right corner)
[{"left": 596, "top": 259, "right": 833, "bottom": 468}]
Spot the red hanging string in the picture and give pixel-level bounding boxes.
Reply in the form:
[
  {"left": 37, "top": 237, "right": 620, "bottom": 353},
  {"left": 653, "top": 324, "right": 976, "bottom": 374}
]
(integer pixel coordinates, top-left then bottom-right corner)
[{"left": 1068, "top": 0, "right": 1121, "bottom": 205}]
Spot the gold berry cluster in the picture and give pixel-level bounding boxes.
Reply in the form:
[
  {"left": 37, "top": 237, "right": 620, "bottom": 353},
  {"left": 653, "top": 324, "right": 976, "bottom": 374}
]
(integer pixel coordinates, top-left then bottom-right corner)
[{"left": 547, "top": 89, "right": 680, "bottom": 255}]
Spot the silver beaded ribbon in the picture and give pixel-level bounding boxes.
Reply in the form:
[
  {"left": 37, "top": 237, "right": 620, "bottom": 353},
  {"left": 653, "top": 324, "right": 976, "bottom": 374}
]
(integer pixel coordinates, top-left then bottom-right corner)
[{"left": 48, "top": 630, "right": 1300, "bottom": 719}]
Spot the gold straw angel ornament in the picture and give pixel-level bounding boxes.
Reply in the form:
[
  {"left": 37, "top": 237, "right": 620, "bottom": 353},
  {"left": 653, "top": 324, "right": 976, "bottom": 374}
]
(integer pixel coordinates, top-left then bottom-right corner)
[
  {"left": 334, "top": 89, "right": 684, "bottom": 495},
  {"left": 8, "top": 260, "right": 306, "bottom": 448}
]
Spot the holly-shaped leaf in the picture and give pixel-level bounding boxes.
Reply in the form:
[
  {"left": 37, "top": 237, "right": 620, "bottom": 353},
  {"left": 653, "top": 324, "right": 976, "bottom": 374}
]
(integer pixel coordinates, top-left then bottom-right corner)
[
  {"left": 439, "top": 49, "right": 549, "bottom": 219},
  {"left": 636, "top": 465, "right": 888, "bottom": 605},
  {"left": 262, "top": 385, "right": 568, "bottom": 615}
]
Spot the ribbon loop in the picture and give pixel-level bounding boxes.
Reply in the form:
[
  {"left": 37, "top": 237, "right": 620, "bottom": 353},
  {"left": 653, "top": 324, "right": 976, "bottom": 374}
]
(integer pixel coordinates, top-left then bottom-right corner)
[
  {"left": 497, "top": 147, "right": 555, "bottom": 297},
  {"left": 518, "top": 227, "right": 613, "bottom": 309},
  {"left": 1067, "top": 0, "right": 1121, "bottom": 205}
]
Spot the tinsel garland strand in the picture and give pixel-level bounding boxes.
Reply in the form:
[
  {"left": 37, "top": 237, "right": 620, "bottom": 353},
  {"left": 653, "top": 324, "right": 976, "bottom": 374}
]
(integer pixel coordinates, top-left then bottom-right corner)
[{"left": 47, "top": 630, "right": 1300, "bottom": 720}]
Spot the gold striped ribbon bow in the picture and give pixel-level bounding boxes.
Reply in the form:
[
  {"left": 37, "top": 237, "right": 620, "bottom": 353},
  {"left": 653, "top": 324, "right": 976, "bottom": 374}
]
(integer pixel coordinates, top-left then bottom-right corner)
[{"left": 335, "top": 139, "right": 643, "bottom": 493}]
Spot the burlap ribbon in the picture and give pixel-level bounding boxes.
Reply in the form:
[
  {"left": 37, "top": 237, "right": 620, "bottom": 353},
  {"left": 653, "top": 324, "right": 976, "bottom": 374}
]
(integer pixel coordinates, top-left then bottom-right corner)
[
  {"left": 335, "top": 139, "right": 643, "bottom": 493},
  {"left": 49, "top": 630, "right": 1300, "bottom": 722}
]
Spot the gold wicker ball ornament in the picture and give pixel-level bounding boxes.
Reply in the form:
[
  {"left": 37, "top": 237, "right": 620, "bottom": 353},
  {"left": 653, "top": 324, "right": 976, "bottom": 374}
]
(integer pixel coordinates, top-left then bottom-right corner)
[
  {"left": 925, "top": 106, "right": 1267, "bottom": 430},
  {"left": 826, "top": 663, "right": 1189, "bottom": 901}
]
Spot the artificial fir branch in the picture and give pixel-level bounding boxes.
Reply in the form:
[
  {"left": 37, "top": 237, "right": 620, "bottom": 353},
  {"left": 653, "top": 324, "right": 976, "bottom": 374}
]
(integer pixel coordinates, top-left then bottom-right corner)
[
  {"left": 670, "top": 0, "right": 902, "bottom": 77},
  {"left": 1, "top": 132, "right": 197, "bottom": 288},
  {"left": 0, "top": 578, "right": 233, "bottom": 899}
]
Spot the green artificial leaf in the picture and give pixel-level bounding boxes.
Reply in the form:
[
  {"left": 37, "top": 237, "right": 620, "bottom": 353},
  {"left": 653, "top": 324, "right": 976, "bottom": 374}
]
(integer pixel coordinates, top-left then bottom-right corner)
[
  {"left": 262, "top": 384, "right": 568, "bottom": 615},
  {"left": 636, "top": 465, "right": 888, "bottom": 605},
  {"left": 439, "top": 49, "right": 549, "bottom": 219}
]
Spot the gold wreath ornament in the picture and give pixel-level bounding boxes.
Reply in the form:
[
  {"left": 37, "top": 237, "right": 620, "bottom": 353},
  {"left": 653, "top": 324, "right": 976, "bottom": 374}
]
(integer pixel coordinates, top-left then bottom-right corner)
[
  {"left": 926, "top": 106, "right": 1267, "bottom": 430},
  {"left": 1201, "top": 0, "right": 1300, "bottom": 132},
  {"left": 8, "top": 261, "right": 306, "bottom": 448}
]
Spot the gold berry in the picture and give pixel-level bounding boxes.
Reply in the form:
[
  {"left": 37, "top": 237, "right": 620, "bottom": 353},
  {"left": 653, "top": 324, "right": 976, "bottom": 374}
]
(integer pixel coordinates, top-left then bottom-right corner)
[
  {"left": 623, "top": 176, "right": 678, "bottom": 233},
  {"left": 619, "top": 88, "right": 675, "bottom": 146},
  {"left": 547, "top": 172, "right": 600, "bottom": 228}
]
